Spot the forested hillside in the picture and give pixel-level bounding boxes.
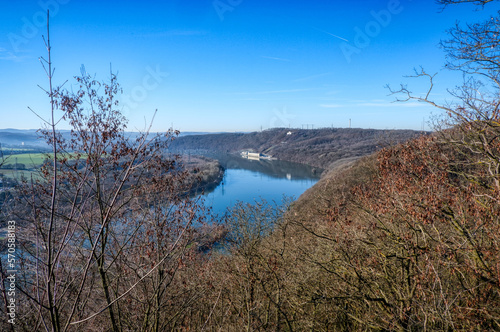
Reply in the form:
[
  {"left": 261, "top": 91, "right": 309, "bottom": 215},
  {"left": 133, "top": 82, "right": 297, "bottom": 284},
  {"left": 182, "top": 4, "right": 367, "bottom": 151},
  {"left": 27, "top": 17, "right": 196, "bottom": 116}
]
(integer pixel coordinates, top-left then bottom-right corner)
[
  {"left": 170, "top": 127, "right": 424, "bottom": 169},
  {"left": 178, "top": 119, "right": 499, "bottom": 330}
]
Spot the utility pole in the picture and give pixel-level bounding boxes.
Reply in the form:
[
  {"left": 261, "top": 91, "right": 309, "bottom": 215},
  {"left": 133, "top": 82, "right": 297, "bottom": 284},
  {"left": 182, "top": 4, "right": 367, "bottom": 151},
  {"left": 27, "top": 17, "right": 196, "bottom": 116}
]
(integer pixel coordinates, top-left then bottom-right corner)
[{"left": 349, "top": 119, "right": 351, "bottom": 128}]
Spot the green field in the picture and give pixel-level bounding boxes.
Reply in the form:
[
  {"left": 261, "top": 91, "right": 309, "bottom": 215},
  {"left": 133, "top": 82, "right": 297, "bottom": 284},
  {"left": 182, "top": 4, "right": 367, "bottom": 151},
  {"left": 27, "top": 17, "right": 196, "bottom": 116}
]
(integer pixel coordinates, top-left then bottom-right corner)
[
  {"left": 2, "top": 153, "right": 49, "bottom": 168},
  {"left": 1, "top": 153, "right": 47, "bottom": 181},
  {"left": 0, "top": 168, "right": 36, "bottom": 181},
  {"left": 1, "top": 153, "right": 79, "bottom": 181}
]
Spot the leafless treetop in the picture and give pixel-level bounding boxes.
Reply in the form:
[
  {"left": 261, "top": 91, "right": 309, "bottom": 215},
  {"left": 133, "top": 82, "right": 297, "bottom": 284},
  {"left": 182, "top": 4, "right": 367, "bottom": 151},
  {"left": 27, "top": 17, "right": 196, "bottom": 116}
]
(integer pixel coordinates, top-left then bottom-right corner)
[{"left": 437, "top": 0, "right": 496, "bottom": 9}]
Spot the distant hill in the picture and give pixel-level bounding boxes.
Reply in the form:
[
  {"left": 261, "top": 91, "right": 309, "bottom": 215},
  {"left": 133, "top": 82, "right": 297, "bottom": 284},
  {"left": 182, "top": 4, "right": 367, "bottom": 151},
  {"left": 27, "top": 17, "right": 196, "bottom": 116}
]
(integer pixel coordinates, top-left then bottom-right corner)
[
  {"left": 0, "top": 129, "right": 214, "bottom": 150},
  {"left": 0, "top": 129, "right": 48, "bottom": 149},
  {"left": 169, "top": 128, "right": 427, "bottom": 169}
]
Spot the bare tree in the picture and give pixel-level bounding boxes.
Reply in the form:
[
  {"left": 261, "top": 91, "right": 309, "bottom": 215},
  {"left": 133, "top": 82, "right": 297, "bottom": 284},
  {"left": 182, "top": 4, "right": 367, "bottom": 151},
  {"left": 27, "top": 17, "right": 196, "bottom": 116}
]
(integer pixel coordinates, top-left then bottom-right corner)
[
  {"left": 4, "top": 11, "right": 210, "bottom": 332},
  {"left": 377, "top": 3, "right": 500, "bottom": 328},
  {"left": 386, "top": 6, "right": 500, "bottom": 192},
  {"left": 437, "top": 0, "right": 496, "bottom": 8}
]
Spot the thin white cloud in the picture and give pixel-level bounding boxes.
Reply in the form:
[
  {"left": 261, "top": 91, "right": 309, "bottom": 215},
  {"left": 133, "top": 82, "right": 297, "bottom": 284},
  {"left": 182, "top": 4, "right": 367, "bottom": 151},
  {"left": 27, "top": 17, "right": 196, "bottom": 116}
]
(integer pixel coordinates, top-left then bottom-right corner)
[
  {"left": 357, "top": 102, "right": 424, "bottom": 108},
  {"left": 141, "top": 30, "right": 208, "bottom": 37},
  {"left": 0, "top": 48, "right": 28, "bottom": 62},
  {"left": 232, "top": 98, "right": 269, "bottom": 101},
  {"left": 320, "top": 101, "right": 427, "bottom": 109},
  {"left": 233, "top": 88, "right": 314, "bottom": 95},
  {"left": 292, "top": 72, "right": 333, "bottom": 83},
  {"left": 261, "top": 56, "right": 292, "bottom": 62},
  {"left": 319, "top": 104, "right": 343, "bottom": 108}
]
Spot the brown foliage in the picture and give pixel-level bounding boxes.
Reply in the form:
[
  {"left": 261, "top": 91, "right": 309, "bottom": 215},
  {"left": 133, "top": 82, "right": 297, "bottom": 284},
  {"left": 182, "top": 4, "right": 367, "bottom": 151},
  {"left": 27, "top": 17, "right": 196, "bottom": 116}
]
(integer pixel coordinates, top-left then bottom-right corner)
[{"left": 0, "top": 67, "right": 215, "bottom": 331}]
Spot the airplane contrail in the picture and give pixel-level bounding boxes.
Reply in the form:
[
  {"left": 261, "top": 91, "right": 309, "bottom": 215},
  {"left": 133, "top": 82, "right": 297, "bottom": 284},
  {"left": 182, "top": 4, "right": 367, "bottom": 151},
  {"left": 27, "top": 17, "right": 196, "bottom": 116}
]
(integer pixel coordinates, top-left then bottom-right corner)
[{"left": 313, "top": 27, "right": 349, "bottom": 42}]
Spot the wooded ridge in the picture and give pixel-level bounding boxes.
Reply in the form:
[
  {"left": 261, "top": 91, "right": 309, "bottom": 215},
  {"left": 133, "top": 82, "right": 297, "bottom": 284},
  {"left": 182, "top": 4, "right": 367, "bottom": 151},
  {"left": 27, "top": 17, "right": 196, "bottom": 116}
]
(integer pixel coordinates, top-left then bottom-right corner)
[{"left": 170, "top": 127, "right": 425, "bottom": 170}]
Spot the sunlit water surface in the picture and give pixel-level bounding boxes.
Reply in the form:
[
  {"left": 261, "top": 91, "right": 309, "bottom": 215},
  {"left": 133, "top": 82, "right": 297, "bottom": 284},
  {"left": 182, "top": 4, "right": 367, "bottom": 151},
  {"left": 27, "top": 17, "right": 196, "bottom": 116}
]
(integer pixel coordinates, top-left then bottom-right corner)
[{"left": 200, "top": 154, "right": 321, "bottom": 214}]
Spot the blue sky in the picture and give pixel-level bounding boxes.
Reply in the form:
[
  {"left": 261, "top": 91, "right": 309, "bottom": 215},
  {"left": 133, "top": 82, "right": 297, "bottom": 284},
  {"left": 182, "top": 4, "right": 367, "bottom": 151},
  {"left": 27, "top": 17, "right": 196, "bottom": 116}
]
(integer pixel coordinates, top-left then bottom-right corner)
[{"left": 1, "top": 0, "right": 499, "bottom": 133}]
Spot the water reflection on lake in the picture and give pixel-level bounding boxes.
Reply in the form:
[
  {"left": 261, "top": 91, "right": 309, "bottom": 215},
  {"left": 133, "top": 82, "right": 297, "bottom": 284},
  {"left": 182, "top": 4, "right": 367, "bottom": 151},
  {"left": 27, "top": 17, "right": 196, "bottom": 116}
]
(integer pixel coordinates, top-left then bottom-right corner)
[{"left": 200, "top": 153, "right": 322, "bottom": 214}]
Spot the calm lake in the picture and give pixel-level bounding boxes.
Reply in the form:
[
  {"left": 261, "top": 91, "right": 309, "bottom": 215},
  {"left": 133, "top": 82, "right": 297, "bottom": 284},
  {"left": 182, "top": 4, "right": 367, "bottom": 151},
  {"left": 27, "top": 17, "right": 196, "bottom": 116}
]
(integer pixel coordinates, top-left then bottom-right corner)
[{"left": 199, "top": 153, "right": 322, "bottom": 214}]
